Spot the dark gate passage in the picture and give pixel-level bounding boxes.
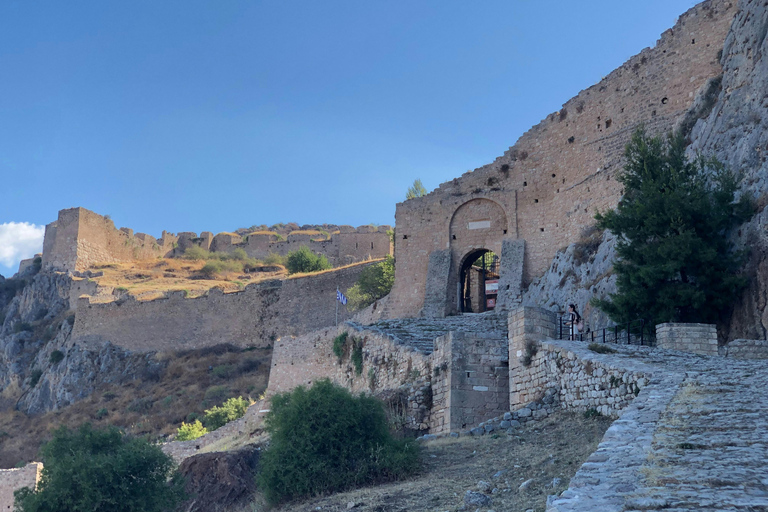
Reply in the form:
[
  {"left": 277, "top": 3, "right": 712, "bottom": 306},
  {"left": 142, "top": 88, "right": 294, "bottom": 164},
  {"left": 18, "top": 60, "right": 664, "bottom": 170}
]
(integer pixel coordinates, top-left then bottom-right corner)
[{"left": 459, "top": 250, "right": 500, "bottom": 313}]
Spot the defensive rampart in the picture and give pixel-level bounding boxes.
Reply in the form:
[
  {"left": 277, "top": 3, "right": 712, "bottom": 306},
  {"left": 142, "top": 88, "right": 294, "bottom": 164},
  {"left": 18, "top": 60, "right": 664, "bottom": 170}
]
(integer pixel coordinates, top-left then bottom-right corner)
[
  {"left": 70, "top": 262, "right": 374, "bottom": 352},
  {"left": 39, "top": 207, "right": 391, "bottom": 274},
  {"left": 387, "top": 0, "right": 736, "bottom": 318},
  {"left": 0, "top": 463, "right": 41, "bottom": 510}
]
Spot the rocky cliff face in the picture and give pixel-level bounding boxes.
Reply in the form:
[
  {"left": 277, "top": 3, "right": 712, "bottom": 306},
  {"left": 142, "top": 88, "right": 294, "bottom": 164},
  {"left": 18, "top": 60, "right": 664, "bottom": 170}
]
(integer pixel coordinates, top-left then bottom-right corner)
[
  {"left": 0, "top": 267, "right": 160, "bottom": 414},
  {"left": 523, "top": 230, "right": 617, "bottom": 333},
  {"left": 525, "top": 1, "right": 768, "bottom": 341},
  {"left": 688, "top": 0, "right": 768, "bottom": 339}
]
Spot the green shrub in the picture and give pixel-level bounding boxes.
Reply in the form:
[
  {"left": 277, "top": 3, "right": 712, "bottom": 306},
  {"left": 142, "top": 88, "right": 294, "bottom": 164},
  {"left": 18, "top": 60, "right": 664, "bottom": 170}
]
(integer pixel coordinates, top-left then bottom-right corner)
[
  {"left": 203, "top": 396, "right": 249, "bottom": 431},
  {"left": 346, "top": 256, "right": 395, "bottom": 311},
  {"left": 29, "top": 370, "right": 42, "bottom": 387},
  {"left": 49, "top": 350, "right": 65, "bottom": 364},
  {"left": 95, "top": 408, "right": 108, "bottom": 420},
  {"left": 583, "top": 408, "right": 602, "bottom": 419},
  {"left": 14, "top": 424, "right": 184, "bottom": 512},
  {"left": 230, "top": 248, "right": 248, "bottom": 261},
  {"left": 200, "top": 261, "right": 224, "bottom": 278},
  {"left": 588, "top": 343, "right": 617, "bottom": 354},
  {"left": 204, "top": 385, "right": 229, "bottom": 401},
  {"left": 258, "top": 379, "right": 419, "bottom": 504},
  {"left": 263, "top": 253, "right": 285, "bottom": 266},
  {"left": 351, "top": 339, "right": 364, "bottom": 375},
  {"left": 211, "top": 364, "right": 232, "bottom": 379},
  {"left": 183, "top": 246, "right": 212, "bottom": 260},
  {"left": 332, "top": 332, "right": 348, "bottom": 361},
  {"left": 285, "top": 246, "right": 331, "bottom": 274},
  {"left": 176, "top": 420, "right": 208, "bottom": 441},
  {"left": 14, "top": 322, "right": 33, "bottom": 334}
]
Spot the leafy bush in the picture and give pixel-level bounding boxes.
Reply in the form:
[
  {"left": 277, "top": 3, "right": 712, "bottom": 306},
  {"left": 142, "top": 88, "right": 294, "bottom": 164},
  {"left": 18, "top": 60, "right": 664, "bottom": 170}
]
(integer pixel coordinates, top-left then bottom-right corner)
[
  {"left": 263, "top": 252, "right": 285, "bottom": 266},
  {"left": 351, "top": 339, "right": 364, "bottom": 375},
  {"left": 204, "top": 385, "right": 229, "bottom": 401},
  {"left": 49, "top": 350, "right": 64, "bottom": 364},
  {"left": 183, "top": 246, "right": 212, "bottom": 260},
  {"left": 346, "top": 256, "right": 395, "bottom": 311},
  {"left": 332, "top": 332, "right": 348, "bottom": 361},
  {"left": 588, "top": 343, "right": 617, "bottom": 354},
  {"left": 230, "top": 248, "right": 248, "bottom": 261},
  {"left": 258, "top": 379, "right": 419, "bottom": 504},
  {"left": 285, "top": 246, "right": 331, "bottom": 274},
  {"left": 14, "top": 322, "right": 33, "bottom": 333},
  {"left": 29, "top": 369, "right": 42, "bottom": 387},
  {"left": 14, "top": 424, "right": 184, "bottom": 512},
  {"left": 203, "top": 396, "right": 250, "bottom": 431},
  {"left": 405, "top": 179, "right": 427, "bottom": 200},
  {"left": 176, "top": 420, "right": 208, "bottom": 441}
]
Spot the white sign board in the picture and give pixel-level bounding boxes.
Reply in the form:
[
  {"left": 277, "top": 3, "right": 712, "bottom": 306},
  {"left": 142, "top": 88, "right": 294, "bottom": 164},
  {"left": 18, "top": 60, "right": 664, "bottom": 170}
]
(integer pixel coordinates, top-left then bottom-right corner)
[{"left": 467, "top": 220, "right": 491, "bottom": 230}]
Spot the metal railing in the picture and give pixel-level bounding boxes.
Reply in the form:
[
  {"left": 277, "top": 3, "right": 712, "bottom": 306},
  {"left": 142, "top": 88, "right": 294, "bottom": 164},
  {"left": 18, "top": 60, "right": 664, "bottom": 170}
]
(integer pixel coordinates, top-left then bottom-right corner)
[{"left": 558, "top": 317, "right": 655, "bottom": 346}]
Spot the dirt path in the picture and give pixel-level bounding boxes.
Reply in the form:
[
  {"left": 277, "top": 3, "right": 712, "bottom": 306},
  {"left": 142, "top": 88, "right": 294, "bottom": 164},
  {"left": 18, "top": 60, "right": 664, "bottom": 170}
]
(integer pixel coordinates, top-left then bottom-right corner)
[{"left": 264, "top": 411, "right": 612, "bottom": 512}]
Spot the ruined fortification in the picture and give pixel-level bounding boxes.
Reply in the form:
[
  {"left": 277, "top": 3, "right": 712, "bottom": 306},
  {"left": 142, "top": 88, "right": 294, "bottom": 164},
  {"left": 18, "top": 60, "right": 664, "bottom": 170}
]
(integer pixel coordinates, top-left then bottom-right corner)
[
  {"left": 40, "top": 207, "right": 390, "bottom": 274},
  {"left": 70, "top": 262, "right": 372, "bottom": 352},
  {"left": 387, "top": 0, "right": 736, "bottom": 319}
]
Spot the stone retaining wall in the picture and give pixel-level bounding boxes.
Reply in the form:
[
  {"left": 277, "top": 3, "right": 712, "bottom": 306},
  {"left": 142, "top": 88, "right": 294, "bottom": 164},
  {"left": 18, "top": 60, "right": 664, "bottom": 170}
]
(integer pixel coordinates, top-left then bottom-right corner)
[
  {"left": 719, "top": 338, "right": 768, "bottom": 359},
  {"left": 656, "top": 322, "right": 718, "bottom": 356},
  {"left": 0, "top": 463, "right": 42, "bottom": 510}
]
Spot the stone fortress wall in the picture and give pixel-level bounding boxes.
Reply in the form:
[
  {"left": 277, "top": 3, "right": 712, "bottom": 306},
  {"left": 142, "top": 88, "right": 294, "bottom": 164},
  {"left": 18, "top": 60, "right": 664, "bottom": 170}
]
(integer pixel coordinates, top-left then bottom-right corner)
[
  {"left": 70, "top": 261, "right": 374, "bottom": 353},
  {"left": 0, "top": 463, "right": 41, "bottom": 511},
  {"left": 386, "top": 0, "right": 737, "bottom": 319},
  {"left": 39, "top": 207, "right": 391, "bottom": 274}
]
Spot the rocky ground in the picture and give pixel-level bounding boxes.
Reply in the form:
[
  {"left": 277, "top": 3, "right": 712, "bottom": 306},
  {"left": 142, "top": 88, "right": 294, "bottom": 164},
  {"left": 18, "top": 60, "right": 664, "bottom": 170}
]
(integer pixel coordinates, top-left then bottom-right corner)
[{"left": 250, "top": 411, "right": 613, "bottom": 512}]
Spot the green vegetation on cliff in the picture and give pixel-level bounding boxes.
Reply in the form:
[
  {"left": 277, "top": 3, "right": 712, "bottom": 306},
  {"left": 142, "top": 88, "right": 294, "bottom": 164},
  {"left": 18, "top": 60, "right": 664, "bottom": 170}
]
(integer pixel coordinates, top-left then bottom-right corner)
[
  {"left": 346, "top": 255, "right": 394, "bottom": 310},
  {"left": 593, "top": 128, "right": 753, "bottom": 326}
]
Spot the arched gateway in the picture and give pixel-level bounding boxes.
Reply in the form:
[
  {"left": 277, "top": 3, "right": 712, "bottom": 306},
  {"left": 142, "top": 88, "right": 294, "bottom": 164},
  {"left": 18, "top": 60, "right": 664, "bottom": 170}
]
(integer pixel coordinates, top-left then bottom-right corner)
[{"left": 418, "top": 198, "right": 525, "bottom": 318}]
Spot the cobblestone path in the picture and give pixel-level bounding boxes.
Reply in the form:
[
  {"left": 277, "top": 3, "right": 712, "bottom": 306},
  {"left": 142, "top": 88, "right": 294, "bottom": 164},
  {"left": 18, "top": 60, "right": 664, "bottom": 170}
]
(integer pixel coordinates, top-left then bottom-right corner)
[{"left": 547, "top": 343, "right": 768, "bottom": 512}]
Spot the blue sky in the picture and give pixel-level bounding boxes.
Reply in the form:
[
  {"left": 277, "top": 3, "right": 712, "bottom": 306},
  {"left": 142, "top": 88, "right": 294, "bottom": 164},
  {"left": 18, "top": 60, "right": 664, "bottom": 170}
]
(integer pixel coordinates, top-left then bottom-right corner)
[{"left": 0, "top": 0, "right": 700, "bottom": 276}]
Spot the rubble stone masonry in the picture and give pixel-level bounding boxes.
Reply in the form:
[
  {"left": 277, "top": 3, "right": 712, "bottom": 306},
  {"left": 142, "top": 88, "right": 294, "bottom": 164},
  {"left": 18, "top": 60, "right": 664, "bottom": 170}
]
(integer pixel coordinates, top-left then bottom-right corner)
[{"left": 387, "top": 0, "right": 736, "bottom": 318}]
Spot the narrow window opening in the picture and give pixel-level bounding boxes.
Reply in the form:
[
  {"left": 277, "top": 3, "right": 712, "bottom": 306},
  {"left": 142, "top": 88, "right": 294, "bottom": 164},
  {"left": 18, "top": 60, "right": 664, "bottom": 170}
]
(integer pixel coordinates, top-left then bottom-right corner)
[
  {"left": 503, "top": 229, "right": 507, "bottom": 235},
  {"left": 452, "top": 234, "right": 456, "bottom": 240},
  {"left": 551, "top": 173, "right": 556, "bottom": 178},
  {"left": 691, "top": 38, "right": 695, "bottom": 44},
  {"left": 523, "top": 181, "right": 528, "bottom": 186},
  {"left": 402, "top": 235, "right": 408, "bottom": 240},
  {"left": 605, "top": 119, "right": 612, "bottom": 128},
  {"left": 371, "top": 242, "right": 374, "bottom": 249},
  {"left": 540, "top": 228, "right": 545, "bottom": 232},
  {"left": 355, "top": 242, "right": 358, "bottom": 249}
]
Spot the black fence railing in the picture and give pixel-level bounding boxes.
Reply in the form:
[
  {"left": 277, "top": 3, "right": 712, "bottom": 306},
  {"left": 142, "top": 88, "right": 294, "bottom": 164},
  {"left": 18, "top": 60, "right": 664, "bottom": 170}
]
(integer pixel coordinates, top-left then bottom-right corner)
[{"left": 558, "top": 317, "right": 655, "bottom": 346}]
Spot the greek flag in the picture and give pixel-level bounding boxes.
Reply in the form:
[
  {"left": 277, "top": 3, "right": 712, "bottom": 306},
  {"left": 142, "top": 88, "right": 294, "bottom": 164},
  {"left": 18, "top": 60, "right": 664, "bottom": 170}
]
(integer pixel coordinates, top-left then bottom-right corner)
[{"left": 336, "top": 289, "right": 347, "bottom": 305}]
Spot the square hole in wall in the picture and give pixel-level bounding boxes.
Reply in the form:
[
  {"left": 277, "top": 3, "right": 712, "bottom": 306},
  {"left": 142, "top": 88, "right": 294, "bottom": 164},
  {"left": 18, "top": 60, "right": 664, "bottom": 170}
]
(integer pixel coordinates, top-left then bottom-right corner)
[{"left": 503, "top": 229, "right": 507, "bottom": 234}]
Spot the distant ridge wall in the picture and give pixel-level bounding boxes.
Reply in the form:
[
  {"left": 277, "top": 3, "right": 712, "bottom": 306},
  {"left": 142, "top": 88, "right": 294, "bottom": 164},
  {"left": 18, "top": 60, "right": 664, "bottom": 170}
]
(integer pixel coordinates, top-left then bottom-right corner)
[
  {"left": 39, "top": 207, "right": 391, "bottom": 273},
  {"left": 387, "top": 0, "right": 737, "bottom": 318},
  {"left": 70, "top": 262, "right": 374, "bottom": 352}
]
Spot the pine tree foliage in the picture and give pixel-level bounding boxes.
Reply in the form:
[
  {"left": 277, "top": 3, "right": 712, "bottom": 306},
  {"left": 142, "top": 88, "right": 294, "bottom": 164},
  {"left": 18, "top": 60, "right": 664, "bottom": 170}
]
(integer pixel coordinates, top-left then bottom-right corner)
[
  {"left": 593, "top": 129, "right": 753, "bottom": 327},
  {"left": 405, "top": 179, "right": 427, "bottom": 200}
]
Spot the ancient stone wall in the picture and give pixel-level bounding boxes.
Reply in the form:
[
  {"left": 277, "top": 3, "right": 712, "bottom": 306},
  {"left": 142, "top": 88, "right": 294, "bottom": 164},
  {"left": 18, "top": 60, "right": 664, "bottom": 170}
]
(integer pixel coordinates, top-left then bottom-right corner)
[
  {"left": 720, "top": 339, "right": 768, "bottom": 359},
  {"left": 387, "top": 0, "right": 737, "bottom": 318},
  {"left": 508, "top": 306, "right": 648, "bottom": 417},
  {"left": 656, "top": 322, "right": 719, "bottom": 356},
  {"left": 42, "top": 208, "right": 177, "bottom": 272},
  {"left": 432, "top": 331, "right": 509, "bottom": 432},
  {"left": 0, "top": 463, "right": 41, "bottom": 510},
  {"left": 70, "top": 262, "right": 373, "bottom": 352}
]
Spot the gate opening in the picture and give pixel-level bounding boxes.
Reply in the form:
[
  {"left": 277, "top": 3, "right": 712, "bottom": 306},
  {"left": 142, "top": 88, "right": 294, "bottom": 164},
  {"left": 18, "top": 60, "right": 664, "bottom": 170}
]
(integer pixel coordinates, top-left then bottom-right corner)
[{"left": 459, "top": 250, "right": 500, "bottom": 313}]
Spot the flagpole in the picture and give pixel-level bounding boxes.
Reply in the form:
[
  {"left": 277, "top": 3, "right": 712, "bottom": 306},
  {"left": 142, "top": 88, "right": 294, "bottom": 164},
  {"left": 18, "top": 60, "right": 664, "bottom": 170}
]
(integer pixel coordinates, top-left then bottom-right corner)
[{"left": 336, "top": 287, "right": 339, "bottom": 327}]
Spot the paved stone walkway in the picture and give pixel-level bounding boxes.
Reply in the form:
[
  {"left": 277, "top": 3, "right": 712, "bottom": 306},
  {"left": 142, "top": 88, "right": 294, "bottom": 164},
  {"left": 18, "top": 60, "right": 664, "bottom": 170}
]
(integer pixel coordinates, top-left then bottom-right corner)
[{"left": 547, "top": 341, "right": 768, "bottom": 512}]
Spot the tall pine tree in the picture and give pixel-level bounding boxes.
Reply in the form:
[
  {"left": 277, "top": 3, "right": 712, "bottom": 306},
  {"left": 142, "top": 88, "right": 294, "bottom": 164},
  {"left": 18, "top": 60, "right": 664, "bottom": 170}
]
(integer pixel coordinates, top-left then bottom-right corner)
[{"left": 593, "top": 128, "right": 753, "bottom": 327}]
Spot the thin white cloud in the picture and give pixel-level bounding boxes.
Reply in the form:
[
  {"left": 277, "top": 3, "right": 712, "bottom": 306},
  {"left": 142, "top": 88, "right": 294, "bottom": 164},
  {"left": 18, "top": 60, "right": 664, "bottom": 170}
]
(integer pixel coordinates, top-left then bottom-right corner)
[{"left": 0, "top": 222, "right": 45, "bottom": 269}]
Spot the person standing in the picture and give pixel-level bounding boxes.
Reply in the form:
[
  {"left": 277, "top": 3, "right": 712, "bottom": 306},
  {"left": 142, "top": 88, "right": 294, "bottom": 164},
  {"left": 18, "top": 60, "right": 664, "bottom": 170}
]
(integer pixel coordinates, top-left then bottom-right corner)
[{"left": 566, "top": 304, "right": 582, "bottom": 340}]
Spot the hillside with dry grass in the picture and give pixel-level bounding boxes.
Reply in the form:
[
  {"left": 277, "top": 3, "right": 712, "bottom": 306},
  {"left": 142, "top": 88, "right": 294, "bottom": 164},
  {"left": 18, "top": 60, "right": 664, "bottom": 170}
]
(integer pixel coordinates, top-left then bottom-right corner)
[{"left": 0, "top": 344, "right": 271, "bottom": 468}]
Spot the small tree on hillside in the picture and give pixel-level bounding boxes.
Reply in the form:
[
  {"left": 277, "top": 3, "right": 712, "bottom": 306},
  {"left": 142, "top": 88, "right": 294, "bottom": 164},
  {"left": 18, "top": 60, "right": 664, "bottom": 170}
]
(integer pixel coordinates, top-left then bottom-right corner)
[
  {"left": 593, "top": 128, "right": 753, "bottom": 327},
  {"left": 14, "top": 424, "right": 184, "bottom": 512},
  {"left": 285, "top": 246, "right": 332, "bottom": 274},
  {"left": 346, "top": 256, "right": 395, "bottom": 311},
  {"left": 405, "top": 179, "right": 427, "bottom": 200}
]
